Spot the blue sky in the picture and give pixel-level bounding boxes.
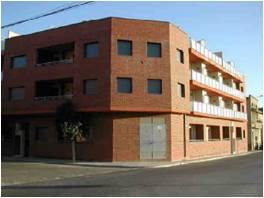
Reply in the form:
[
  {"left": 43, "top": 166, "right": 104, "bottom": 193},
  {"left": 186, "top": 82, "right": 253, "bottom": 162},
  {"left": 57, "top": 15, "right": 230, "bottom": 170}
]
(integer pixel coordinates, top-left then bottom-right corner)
[{"left": 1, "top": 1, "right": 263, "bottom": 105}]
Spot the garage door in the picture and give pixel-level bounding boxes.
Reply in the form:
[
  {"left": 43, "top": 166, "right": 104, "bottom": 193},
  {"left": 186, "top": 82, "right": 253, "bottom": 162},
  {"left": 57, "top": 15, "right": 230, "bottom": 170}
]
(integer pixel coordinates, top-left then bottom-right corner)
[{"left": 140, "top": 117, "right": 166, "bottom": 160}]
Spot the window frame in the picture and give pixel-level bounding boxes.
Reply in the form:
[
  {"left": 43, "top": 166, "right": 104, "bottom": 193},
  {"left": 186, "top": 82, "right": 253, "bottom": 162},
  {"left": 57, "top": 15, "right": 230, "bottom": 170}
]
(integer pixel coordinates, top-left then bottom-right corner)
[
  {"left": 83, "top": 79, "right": 99, "bottom": 95},
  {"left": 147, "top": 79, "right": 162, "bottom": 95},
  {"left": 84, "top": 41, "right": 99, "bottom": 58},
  {"left": 9, "top": 86, "right": 25, "bottom": 101},
  {"left": 117, "top": 77, "right": 132, "bottom": 94},
  {"left": 147, "top": 42, "right": 161, "bottom": 58},
  {"left": 35, "top": 126, "right": 48, "bottom": 141},
  {"left": 10, "top": 55, "right": 27, "bottom": 69},
  {"left": 177, "top": 83, "right": 185, "bottom": 98},
  {"left": 117, "top": 40, "right": 132, "bottom": 56},
  {"left": 176, "top": 49, "right": 184, "bottom": 63}
]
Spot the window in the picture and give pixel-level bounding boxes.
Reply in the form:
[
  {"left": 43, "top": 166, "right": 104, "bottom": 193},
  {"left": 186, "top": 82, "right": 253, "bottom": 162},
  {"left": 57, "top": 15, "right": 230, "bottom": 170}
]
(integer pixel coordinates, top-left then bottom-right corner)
[
  {"left": 241, "top": 86, "right": 244, "bottom": 92},
  {"left": 177, "top": 83, "right": 185, "bottom": 97},
  {"left": 223, "top": 126, "right": 230, "bottom": 139},
  {"left": 83, "top": 79, "right": 98, "bottom": 95},
  {"left": 242, "top": 105, "right": 245, "bottom": 112},
  {"left": 243, "top": 130, "right": 246, "bottom": 138},
  {"left": 35, "top": 127, "right": 48, "bottom": 141},
  {"left": 9, "top": 87, "right": 24, "bottom": 101},
  {"left": 11, "top": 55, "right": 27, "bottom": 68},
  {"left": 117, "top": 40, "right": 132, "bottom": 56},
  {"left": 236, "top": 127, "right": 242, "bottom": 139},
  {"left": 117, "top": 78, "right": 132, "bottom": 93},
  {"left": 84, "top": 42, "right": 99, "bottom": 58},
  {"left": 148, "top": 79, "right": 162, "bottom": 94},
  {"left": 176, "top": 49, "right": 184, "bottom": 63},
  {"left": 207, "top": 126, "right": 220, "bottom": 140},
  {"left": 37, "top": 43, "right": 74, "bottom": 65},
  {"left": 189, "top": 124, "right": 204, "bottom": 141},
  {"left": 35, "top": 78, "right": 73, "bottom": 98},
  {"left": 147, "top": 42, "right": 161, "bottom": 57}
]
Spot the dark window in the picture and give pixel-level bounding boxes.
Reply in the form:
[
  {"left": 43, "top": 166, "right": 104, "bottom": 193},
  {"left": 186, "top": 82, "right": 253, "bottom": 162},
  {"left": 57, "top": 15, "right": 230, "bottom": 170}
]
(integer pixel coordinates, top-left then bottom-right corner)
[
  {"left": 236, "top": 127, "right": 242, "bottom": 139},
  {"left": 147, "top": 42, "right": 161, "bottom": 57},
  {"left": 117, "top": 40, "right": 132, "bottom": 56},
  {"left": 208, "top": 126, "right": 220, "bottom": 140},
  {"left": 242, "top": 105, "right": 244, "bottom": 112},
  {"left": 223, "top": 126, "right": 230, "bottom": 139},
  {"left": 177, "top": 83, "right": 185, "bottom": 97},
  {"left": 176, "top": 49, "right": 184, "bottom": 63},
  {"left": 37, "top": 43, "right": 74, "bottom": 65},
  {"left": 148, "top": 79, "right": 162, "bottom": 94},
  {"left": 35, "top": 127, "right": 48, "bottom": 141},
  {"left": 241, "top": 86, "right": 244, "bottom": 92},
  {"left": 117, "top": 78, "right": 132, "bottom": 93},
  {"left": 189, "top": 124, "right": 204, "bottom": 141},
  {"left": 11, "top": 55, "right": 27, "bottom": 68},
  {"left": 83, "top": 79, "right": 98, "bottom": 95},
  {"left": 243, "top": 130, "right": 245, "bottom": 138},
  {"left": 9, "top": 87, "right": 24, "bottom": 101},
  {"left": 84, "top": 42, "right": 99, "bottom": 58}
]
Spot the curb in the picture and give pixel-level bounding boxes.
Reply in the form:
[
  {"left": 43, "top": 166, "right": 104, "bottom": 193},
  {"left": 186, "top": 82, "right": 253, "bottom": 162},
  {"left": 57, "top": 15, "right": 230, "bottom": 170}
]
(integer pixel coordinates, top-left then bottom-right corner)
[{"left": 152, "top": 151, "right": 262, "bottom": 168}]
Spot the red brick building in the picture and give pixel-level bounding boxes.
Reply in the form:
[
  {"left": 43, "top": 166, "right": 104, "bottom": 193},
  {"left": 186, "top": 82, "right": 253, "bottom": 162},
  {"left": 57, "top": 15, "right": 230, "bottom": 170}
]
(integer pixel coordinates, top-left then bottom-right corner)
[{"left": 1, "top": 17, "right": 248, "bottom": 161}]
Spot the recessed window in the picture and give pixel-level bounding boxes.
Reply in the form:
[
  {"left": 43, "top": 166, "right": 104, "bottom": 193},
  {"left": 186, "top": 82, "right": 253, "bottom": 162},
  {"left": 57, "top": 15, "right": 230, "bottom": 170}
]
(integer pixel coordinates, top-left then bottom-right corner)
[
  {"left": 177, "top": 83, "right": 185, "bottom": 97},
  {"left": 223, "top": 126, "right": 230, "bottom": 139},
  {"left": 243, "top": 130, "right": 246, "bottom": 138},
  {"left": 117, "top": 40, "right": 132, "bottom": 56},
  {"left": 207, "top": 126, "right": 220, "bottom": 140},
  {"left": 236, "top": 127, "right": 242, "bottom": 139},
  {"left": 11, "top": 55, "right": 27, "bottom": 68},
  {"left": 84, "top": 42, "right": 99, "bottom": 58},
  {"left": 241, "top": 86, "right": 244, "bottom": 92},
  {"left": 9, "top": 87, "right": 24, "bottom": 101},
  {"left": 176, "top": 49, "right": 184, "bottom": 63},
  {"left": 35, "top": 127, "right": 48, "bottom": 141},
  {"left": 83, "top": 79, "right": 98, "bottom": 95},
  {"left": 117, "top": 78, "right": 132, "bottom": 93},
  {"left": 189, "top": 124, "right": 204, "bottom": 141},
  {"left": 147, "top": 42, "right": 161, "bottom": 57},
  {"left": 148, "top": 79, "right": 162, "bottom": 94}
]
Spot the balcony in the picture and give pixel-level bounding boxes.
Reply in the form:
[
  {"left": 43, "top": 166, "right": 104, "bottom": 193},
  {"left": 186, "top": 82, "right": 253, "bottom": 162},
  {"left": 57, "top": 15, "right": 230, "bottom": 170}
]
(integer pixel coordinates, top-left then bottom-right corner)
[
  {"left": 192, "top": 101, "right": 247, "bottom": 120},
  {"left": 36, "top": 42, "right": 74, "bottom": 66},
  {"left": 190, "top": 70, "right": 245, "bottom": 99},
  {"left": 34, "top": 78, "right": 73, "bottom": 101},
  {"left": 189, "top": 39, "right": 243, "bottom": 80}
]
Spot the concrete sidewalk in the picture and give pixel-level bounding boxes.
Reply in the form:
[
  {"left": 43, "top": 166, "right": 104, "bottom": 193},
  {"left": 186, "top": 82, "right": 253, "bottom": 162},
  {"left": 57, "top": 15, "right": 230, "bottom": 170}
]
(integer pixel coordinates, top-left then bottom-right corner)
[{"left": 3, "top": 151, "right": 260, "bottom": 169}]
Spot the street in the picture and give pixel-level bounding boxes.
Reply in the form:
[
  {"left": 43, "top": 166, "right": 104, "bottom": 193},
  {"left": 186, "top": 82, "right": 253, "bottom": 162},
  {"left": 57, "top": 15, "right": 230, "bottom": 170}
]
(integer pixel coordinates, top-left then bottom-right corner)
[{"left": 2, "top": 152, "right": 263, "bottom": 197}]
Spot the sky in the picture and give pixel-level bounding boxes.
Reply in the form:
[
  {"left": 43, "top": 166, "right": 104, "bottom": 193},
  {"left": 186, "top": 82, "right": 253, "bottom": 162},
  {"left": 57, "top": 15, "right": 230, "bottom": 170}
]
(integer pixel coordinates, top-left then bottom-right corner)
[{"left": 1, "top": 1, "right": 263, "bottom": 106}]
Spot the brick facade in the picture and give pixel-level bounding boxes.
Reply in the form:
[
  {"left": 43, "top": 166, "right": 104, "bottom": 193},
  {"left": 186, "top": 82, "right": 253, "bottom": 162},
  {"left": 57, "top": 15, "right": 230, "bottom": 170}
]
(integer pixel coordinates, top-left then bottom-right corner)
[{"left": 1, "top": 17, "right": 247, "bottom": 161}]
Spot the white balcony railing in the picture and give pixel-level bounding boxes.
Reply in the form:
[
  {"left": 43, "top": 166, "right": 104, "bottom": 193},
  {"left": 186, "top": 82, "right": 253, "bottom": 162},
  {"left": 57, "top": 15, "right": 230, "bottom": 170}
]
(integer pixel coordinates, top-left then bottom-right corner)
[
  {"left": 190, "top": 39, "right": 244, "bottom": 80},
  {"left": 191, "top": 70, "right": 245, "bottom": 99},
  {"left": 192, "top": 101, "right": 247, "bottom": 120}
]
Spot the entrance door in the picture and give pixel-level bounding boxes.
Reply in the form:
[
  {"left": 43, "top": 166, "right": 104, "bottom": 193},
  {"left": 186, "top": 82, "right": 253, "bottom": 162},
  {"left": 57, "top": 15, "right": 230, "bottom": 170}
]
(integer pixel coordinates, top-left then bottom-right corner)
[
  {"left": 231, "top": 127, "right": 236, "bottom": 154},
  {"left": 22, "top": 123, "right": 30, "bottom": 157},
  {"left": 140, "top": 117, "right": 166, "bottom": 160}
]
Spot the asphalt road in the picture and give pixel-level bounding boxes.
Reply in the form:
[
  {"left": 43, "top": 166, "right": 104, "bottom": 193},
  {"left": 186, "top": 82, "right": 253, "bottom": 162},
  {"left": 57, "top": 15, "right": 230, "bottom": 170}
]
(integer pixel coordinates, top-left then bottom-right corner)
[{"left": 2, "top": 152, "right": 263, "bottom": 197}]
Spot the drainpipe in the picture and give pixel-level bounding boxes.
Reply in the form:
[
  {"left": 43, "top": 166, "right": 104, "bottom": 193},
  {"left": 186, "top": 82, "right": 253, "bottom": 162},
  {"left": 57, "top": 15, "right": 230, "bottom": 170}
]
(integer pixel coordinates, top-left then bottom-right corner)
[{"left": 183, "top": 114, "right": 187, "bottom": 158}]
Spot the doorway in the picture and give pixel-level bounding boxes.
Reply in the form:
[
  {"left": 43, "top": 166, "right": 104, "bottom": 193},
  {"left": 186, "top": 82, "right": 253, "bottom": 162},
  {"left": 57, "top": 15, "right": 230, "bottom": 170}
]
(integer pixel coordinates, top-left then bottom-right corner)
[{"left": 139, "top": 117, "right": 166, "bottom": 160}]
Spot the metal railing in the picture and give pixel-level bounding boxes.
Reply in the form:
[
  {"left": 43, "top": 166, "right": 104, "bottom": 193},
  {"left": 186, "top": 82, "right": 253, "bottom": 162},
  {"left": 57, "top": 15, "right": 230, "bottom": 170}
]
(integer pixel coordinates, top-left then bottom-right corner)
[
  {"left": 192, "top": 101, "right": 247, "bottom": 120},
  {"left": 191, "top": 70, "right": 245, "bottom": 99},
  {"left": 189, "top": 39, "right": 244, "bottom": 79}
]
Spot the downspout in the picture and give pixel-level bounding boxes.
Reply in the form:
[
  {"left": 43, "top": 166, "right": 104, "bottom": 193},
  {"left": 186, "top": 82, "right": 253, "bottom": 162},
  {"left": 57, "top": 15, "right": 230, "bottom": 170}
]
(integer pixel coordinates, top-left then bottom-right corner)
[{"left": 183, "top": 114, "right": 187, "bottom": 158}]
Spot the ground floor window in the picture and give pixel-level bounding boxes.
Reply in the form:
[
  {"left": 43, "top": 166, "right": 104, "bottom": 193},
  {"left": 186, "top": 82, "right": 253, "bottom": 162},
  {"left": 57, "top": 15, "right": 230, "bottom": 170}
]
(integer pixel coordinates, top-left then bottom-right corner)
[
  {"left": 35, "top": 127, "right": 48, "bottom": 141},
  {"left": 236, "top": 127, "right": 242, "bottom": 139},
  {"left": 208, "top": 125, "right": 220, "bottom": 140},
  {"left": 222, "top": 126, "right": 230, "bottom": 139},
  {"left": 189, "top": 124, "right": 204, "bottom": 141}
]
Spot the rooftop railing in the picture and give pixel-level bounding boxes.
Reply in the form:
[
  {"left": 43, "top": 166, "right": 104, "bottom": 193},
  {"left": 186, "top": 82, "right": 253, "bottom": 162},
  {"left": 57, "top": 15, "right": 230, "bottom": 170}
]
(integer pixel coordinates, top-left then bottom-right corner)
[{"left": 190, "top": 39, "right": 244, "bottom": 80}]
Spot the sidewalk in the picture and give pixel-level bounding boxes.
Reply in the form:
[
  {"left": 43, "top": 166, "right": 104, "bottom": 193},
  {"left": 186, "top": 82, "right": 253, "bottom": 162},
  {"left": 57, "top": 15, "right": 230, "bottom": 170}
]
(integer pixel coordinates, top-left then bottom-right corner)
[{"left": 3, "top": 150, "right": 261, "bottom": 169}]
